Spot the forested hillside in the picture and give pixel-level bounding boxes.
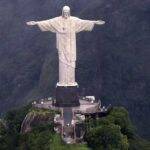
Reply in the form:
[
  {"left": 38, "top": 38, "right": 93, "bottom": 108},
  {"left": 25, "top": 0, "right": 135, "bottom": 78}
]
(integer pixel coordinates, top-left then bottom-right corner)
[
  {"left": 0, "top": 0, "right": 150, "bottom": 139},
  {"left": 0, "top": 105, "right": 150, "bottom": 150}
]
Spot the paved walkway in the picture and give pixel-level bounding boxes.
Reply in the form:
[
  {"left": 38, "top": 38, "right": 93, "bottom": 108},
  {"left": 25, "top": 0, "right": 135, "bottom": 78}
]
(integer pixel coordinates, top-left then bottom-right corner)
[{"left": 63, "top": 108, "right": 73, "bottom": 125}]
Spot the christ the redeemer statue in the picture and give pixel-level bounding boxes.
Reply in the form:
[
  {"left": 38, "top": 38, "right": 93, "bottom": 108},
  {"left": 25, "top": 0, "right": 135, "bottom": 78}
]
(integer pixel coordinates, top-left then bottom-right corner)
[{"left": 27, "top": 6, "right": 105, "bottom": 87}]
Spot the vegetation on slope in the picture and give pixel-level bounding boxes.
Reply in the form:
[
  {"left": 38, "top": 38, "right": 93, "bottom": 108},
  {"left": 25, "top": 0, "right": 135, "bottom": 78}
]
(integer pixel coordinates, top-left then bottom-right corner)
[
  {"left": 0, "top": 105, "right": 150, "bottom": 150},
  {"left": 85, "top": 107, "right": 150, "bottom": 150}
]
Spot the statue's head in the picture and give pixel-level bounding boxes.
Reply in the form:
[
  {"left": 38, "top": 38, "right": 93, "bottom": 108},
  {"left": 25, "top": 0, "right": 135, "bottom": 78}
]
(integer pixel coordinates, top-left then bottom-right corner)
[{"left": 62, "top": 6, "right": 70, "bottom": 18}]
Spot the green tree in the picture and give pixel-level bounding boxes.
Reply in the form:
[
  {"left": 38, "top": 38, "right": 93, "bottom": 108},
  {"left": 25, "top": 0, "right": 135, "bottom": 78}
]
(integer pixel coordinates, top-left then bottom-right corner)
[
  {"left": 85, "top": 124, "right": 129, "bottom": 150},
  {"left": 107, "top": 107, "right": 134, "bottom": 138},
  {"left": 19, "top": 124, "right": 53, "bottom": 150},
  {"left": 0, "top": 120, "right": 13, "bottom": 150}
]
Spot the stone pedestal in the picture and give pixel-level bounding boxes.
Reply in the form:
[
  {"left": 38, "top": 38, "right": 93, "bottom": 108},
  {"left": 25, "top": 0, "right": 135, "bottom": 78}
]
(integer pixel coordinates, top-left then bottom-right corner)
[{"left": 55, "top": 86, "right": 80, "bottom": 107}]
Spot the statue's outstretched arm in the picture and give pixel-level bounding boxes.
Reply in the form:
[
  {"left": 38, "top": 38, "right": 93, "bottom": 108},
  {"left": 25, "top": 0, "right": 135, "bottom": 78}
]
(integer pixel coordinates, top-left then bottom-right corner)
[
  {"left": 75, "top": 18, "right": 105, "bottom": 33},
  {"left": 26, "top": 19, "right": 57, "bottom": 33},
  {"left": 92, "top": 20, "right": 105, "bottom": 25},
  {"left": 26, "top": 21, "right": 38, "bottom": 26}
]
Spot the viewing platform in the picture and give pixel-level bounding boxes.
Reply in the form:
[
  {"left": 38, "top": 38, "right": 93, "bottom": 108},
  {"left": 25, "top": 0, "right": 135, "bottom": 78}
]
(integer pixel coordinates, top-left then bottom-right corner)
[{"left": 32, "top": 96, "right": 112, "bottom": 144}]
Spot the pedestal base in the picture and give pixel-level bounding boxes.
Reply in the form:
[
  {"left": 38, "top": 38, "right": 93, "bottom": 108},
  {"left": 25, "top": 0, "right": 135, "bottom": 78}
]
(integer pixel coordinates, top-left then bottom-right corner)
[{"left": 55, "top": 86, "right": 80, "bottom": 107}]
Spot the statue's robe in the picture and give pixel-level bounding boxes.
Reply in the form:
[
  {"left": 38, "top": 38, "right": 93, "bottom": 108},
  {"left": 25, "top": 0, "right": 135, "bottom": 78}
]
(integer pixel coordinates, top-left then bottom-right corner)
[{"left": 37, "top": 16, "right": 95, "bottom": 86}]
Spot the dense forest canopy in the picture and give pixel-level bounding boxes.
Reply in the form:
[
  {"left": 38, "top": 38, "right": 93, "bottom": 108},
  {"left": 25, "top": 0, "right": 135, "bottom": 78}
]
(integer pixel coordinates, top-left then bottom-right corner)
[{"left": 0, "top": 0, "right": 150, "bottom": 139}]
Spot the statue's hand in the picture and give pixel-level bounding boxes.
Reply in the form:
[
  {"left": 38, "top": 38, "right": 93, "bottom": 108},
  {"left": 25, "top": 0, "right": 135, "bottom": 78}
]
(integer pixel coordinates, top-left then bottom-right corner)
[
  {"left": 95, "top": 20, "right": 105, "bottom": 25},
  {"left": 26, "top": 21, "right": 37, "bottom": 26}
]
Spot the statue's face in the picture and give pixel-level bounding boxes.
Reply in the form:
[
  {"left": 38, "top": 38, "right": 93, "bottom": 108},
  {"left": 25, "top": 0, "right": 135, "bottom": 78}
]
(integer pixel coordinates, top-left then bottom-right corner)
[
  {"left": 62, "top": 6, "right": 70, "bottom": 19},
  {"left": 63, "top": 11, "right": 70, "bottom": 18}
]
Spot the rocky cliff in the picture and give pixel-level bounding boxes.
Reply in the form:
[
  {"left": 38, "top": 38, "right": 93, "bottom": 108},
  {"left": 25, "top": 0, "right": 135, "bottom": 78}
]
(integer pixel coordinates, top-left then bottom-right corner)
[{"left": 21, "top": 108, "right": 55, "bottom": 133}]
